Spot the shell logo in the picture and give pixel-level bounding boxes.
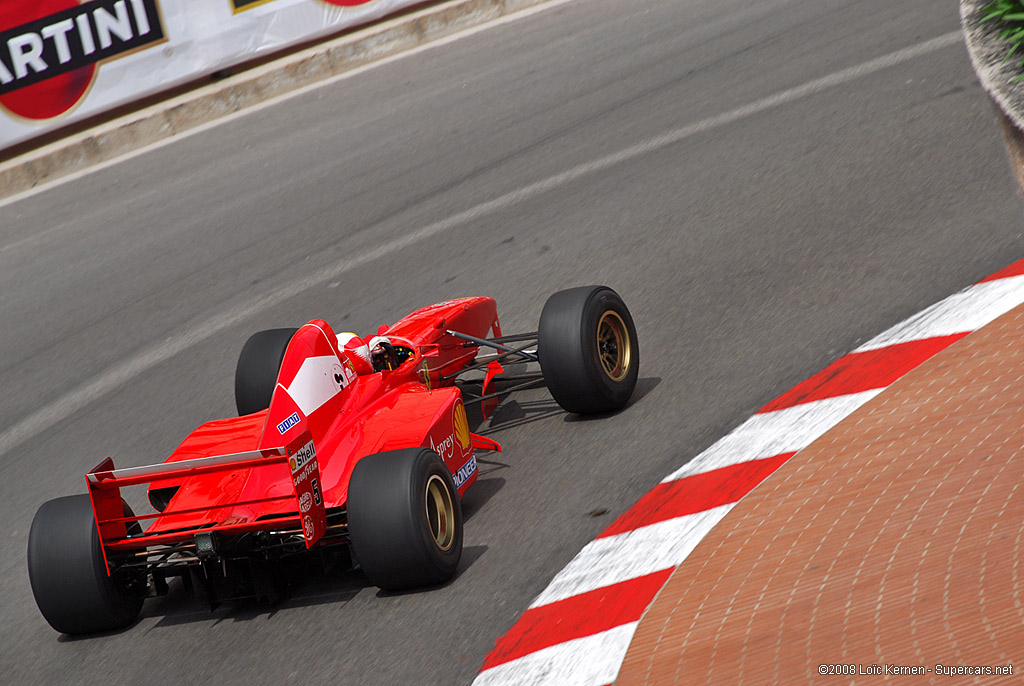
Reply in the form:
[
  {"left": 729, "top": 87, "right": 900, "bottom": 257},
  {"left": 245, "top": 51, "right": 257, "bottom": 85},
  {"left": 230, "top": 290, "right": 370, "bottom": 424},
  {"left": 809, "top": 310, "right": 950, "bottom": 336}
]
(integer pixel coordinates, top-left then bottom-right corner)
[{"left": 453, "top": 401, "right": 470, "bottom": 451}]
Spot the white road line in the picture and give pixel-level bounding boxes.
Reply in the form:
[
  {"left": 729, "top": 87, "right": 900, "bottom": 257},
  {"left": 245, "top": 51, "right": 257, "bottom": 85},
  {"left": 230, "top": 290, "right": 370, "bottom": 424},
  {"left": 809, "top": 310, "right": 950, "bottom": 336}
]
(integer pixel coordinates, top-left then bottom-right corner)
[
  {"left": 0, "top": 0, "right": 578, "bottom": 213},
  {"left": 660, "top": 390, "right": 882, "bottom": 484},
  {"left": 472, "top": 622, "right": 639, "bottom": 686},
  {"left": 529, "top": 504, "right": 734, "bottom": 608},
  {"left": 855, "top": 275, "right": 1024, "bottom": 352},
  {"left": 0, "top": 33, "right": 959, "bottom": 458}
]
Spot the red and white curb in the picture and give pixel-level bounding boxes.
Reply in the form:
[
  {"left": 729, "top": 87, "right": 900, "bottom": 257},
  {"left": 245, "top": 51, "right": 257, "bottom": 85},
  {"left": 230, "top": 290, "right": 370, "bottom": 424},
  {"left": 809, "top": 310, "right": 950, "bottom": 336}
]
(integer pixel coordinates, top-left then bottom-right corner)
[{"left": 471, "top": 259, "right": 1024, "bottom": 686}]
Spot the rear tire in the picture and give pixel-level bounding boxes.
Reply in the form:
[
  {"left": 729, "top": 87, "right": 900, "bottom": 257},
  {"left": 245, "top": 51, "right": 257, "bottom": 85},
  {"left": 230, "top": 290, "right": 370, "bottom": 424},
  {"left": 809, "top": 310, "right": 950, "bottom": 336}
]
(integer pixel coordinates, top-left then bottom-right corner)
[
  {"left": 234, "top": 327, "right": 299, "bottom": 416},
  {"left": 538, "top": 286, "right": 639, "bottom": 414},
  {"left": 27, "top": 495, "right": 145, "bottom": 635},
  {"left": 347, "top": 448, "right": 463, "bottom": 591}
]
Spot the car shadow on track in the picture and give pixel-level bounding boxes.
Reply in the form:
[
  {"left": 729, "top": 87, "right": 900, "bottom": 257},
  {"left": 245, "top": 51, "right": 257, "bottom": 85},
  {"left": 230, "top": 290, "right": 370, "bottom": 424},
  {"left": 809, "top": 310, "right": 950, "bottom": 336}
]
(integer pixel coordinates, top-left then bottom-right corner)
[
  {"left": 372, "top": 545, "right": 488, "bottom": 599},
  {"left": 478, "top": 395, "right": 563, "bottom": 434},
  {"left": 132, "top": 540, "right": 490, "bottom": 629},
  {"left": 462, "top": 476, "right": 505, "bottom": 518},
  {"left": 477, "top": 376, "right": 662, "bottom": 432},
  {"left": 121, "top": 519, "right": 497, "bottom": 632},
  {"left": 562, "top": 376, "right": 662, "bottom": 423},
  {"left": 137, "top": 559, "right": 371, "bottom": 631},
  {"left": 54, "top": 580, "right": 355, "bottom": 639}
]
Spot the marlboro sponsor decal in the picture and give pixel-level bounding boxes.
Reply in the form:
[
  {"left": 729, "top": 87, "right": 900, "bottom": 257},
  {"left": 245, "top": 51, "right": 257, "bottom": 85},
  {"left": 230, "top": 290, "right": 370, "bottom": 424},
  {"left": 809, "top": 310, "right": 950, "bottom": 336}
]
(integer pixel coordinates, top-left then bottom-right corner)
[{"left": 288, "top": 433, "right": 326, "bottom": 548}]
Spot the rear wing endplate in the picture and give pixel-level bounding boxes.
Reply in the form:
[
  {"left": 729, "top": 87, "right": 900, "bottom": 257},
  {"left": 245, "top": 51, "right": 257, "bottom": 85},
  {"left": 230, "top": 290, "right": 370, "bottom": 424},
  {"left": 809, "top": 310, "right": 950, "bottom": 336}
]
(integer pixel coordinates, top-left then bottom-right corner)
[{"left": 86, "top": 431, "right": 327, "bottom": 574}]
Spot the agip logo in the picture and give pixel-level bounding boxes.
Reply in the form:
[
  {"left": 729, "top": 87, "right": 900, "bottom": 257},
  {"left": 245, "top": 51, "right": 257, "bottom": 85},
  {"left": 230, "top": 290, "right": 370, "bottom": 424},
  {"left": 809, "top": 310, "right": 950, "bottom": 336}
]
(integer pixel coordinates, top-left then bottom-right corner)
[{"left": 0, "top": 0, "right": 165, "bottom": 121}]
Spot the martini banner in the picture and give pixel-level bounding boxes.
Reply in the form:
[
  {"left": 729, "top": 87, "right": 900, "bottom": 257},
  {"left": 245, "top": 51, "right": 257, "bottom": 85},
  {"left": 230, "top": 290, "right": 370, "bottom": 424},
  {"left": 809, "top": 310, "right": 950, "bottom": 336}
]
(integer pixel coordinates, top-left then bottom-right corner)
[{"left": 0, "top": 0, "right": 421, "bottom": 151}]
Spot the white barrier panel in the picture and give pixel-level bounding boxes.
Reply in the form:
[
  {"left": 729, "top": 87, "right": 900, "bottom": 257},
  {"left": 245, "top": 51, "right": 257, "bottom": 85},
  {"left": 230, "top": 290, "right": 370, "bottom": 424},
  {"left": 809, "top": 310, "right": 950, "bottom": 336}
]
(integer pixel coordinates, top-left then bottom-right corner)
[{"left": 0, "top": 0, "right": 421, "bottom": 151}]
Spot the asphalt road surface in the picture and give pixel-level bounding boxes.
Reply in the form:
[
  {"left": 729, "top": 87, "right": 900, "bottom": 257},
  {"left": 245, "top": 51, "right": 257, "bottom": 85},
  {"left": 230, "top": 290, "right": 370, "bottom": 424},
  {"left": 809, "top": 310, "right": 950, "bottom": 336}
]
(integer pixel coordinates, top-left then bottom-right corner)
[{"left": 1, "top": 0, "right": 1021, "bottom": 683}]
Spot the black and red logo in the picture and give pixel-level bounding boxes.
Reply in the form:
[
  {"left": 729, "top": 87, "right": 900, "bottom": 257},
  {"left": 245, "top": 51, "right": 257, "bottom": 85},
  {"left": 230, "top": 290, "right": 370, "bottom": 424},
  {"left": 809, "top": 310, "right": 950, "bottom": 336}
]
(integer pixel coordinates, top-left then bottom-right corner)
[{"left": 0, "top": 0, "right": 164, "bottom": 121}]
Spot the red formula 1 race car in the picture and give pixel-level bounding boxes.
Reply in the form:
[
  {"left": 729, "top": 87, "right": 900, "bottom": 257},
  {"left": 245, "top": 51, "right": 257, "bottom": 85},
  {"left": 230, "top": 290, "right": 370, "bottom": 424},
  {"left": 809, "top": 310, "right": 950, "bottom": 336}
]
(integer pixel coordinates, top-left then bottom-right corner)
[{"left": 27, "top": 286, "right": 638, "bottom": 635}]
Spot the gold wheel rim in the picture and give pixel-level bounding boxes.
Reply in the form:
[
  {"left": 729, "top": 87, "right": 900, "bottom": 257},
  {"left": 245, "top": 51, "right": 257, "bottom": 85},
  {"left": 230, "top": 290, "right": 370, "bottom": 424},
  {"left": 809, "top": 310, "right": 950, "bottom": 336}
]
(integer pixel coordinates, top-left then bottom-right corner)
[
  {"left": 597, "top": 310, "right": 631, "bottom": 382},
  {"left": 425, "top": 475, "right": 455, "bottom": 551}
]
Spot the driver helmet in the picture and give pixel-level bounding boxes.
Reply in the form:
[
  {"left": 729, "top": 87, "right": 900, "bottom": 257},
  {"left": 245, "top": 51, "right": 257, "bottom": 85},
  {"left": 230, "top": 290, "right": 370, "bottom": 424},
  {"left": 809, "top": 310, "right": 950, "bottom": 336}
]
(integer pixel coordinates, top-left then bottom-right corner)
[
  {"left": 367, "top": 335, "right": 395, "bottom": 371},
  {"left": 336, "top": 332, "right": 374, "bottom": 376}
]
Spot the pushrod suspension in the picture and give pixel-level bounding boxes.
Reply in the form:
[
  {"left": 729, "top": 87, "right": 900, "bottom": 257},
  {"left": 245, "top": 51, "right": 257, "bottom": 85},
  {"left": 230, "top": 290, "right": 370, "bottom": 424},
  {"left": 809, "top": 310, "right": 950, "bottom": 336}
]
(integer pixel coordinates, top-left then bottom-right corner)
[
  {"left": 446, "top": 329, "right": 540, "bottom": 362},
  {"left": 489, "top": 332, "right": 539, "bottom": 344},
  {"left": 440, "top": 338, "right": 540, "bottom": 381}
]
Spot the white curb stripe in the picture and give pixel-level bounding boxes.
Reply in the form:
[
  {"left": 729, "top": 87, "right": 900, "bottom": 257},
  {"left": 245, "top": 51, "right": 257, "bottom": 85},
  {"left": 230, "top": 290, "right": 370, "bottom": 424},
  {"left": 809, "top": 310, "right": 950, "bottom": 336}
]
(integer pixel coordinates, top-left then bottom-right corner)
[
  {"left": 472, "top": 623, "right": 639, "bottom": 686},
  {"left": 660, "top": 390, "right": 881, "bottom": 484},
  {"left": 529, "top": 504, "right": 735, "bottom": 608},
  {"left": 855, "top": 275, "right": 1024, "bottom": 352}
]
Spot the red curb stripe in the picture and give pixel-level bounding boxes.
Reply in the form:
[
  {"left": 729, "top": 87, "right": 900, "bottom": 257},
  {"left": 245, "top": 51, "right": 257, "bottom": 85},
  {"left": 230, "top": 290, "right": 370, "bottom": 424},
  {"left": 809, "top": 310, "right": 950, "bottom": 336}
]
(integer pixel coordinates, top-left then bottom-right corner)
[
  {"left": 598, "top": 453, "right": 794, "bottom": 539},
  {"left": 474, "top": 263, "right": 1024, "bottom": 685},
  {"left": 756, "top": 334, "right": 967, "bottom": 414},
  {"left": 479, "top": 569, "right": 674, "bottom": 671},
  {"left": 978, "top": 257, "right": 1024, "bottom": 283}
]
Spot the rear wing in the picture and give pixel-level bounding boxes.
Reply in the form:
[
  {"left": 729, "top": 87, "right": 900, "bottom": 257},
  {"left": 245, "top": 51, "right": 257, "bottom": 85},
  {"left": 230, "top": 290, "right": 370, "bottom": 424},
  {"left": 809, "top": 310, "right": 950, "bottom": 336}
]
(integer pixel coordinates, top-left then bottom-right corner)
[{"left": 86, "top": 431, "right": 326, "bottom": 575}]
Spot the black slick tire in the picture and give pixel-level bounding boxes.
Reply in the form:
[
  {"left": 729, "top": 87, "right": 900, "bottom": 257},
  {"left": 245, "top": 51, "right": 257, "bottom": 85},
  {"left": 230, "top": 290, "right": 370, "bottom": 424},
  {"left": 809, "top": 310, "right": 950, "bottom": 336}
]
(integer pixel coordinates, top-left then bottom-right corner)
[
  {"left": 234, "top": 327, "right": 299, "bottom": 416},
  {"left": 347, "top": 448, "right": 463, "bottom": 591},
  {"left": 538, "top": 285, "right": 639, "bottom": 414},
  {"left": 27, "top": 495, "right": 144, "bottom": 635}
]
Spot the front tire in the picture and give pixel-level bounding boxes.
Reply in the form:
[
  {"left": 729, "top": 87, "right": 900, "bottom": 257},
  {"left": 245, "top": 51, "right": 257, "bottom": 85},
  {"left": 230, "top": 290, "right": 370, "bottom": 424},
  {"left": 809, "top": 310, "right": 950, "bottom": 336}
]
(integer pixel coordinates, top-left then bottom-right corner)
[
  {"left": 347, "top": 448, "right": 463, "bottom": 591},
  {"left": 27, "top": 495, "right": 145, "bottom": 635},
  {"left": 234, "top": 327, "right": 299, "bottom": 416},
  {"left": 538, "top": 286, "right": 639, "bottom": 414}
]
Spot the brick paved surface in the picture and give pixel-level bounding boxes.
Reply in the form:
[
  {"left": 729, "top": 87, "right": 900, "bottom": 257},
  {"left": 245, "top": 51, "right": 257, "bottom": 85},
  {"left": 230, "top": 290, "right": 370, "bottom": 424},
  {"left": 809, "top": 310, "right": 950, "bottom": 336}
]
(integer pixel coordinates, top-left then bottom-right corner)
[{"left": 616, "top": 304, "right": 1024, "bottom": 684}]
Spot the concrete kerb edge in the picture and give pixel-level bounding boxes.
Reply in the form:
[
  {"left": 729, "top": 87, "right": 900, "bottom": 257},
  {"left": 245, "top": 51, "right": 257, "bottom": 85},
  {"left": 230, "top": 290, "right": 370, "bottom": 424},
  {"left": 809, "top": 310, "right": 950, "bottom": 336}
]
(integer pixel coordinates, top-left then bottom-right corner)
[{"left": 0, "top": 0, "right": 550, "bottom": 202}]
